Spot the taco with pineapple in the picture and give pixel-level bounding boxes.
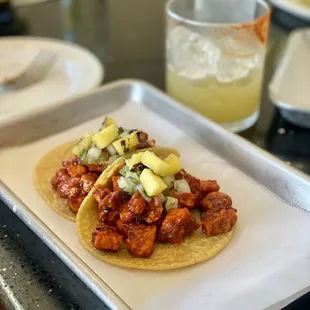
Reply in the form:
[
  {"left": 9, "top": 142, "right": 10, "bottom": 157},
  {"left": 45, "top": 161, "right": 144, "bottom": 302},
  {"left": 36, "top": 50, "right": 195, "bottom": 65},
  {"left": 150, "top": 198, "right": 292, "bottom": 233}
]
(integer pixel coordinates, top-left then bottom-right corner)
[
  {"left": 33, "top": 116, "right": 178, "bottom": 222},
  {"left": 76, "top": 150, "right": 238, "bottom": 270}
]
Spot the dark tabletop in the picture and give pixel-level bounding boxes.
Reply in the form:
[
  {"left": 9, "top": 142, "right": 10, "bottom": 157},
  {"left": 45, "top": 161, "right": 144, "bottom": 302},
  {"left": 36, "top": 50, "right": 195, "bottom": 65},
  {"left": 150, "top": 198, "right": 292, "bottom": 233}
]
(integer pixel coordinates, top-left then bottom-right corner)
[{"left": 1, "top": 0, "right": 310, "bottom": 309}]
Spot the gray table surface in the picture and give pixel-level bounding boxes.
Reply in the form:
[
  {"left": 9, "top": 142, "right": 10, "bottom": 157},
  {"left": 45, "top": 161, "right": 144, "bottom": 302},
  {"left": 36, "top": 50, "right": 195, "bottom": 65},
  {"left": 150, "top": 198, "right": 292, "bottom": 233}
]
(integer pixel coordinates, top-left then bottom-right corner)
[{"left": 1, "top": 0, "right": 310, "bottom": 309}]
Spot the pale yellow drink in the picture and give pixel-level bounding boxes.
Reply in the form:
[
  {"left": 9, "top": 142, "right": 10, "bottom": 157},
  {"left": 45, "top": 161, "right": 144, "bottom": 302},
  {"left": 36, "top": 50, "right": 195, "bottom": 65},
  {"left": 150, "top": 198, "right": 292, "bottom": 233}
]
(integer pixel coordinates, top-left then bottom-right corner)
[{"left": 166, "top": 67, "right": 263, "bottom": 123}]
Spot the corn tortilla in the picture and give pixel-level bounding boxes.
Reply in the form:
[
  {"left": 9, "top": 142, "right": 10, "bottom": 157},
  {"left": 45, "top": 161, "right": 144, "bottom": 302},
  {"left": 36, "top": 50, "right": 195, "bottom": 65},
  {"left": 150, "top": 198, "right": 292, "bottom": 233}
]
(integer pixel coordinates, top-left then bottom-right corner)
[
  {"left": 77, "top": 157, "right": 233, "bottom": 270},
  {"left": 33, "top": 140, "right": 179, "bottom": 222}
]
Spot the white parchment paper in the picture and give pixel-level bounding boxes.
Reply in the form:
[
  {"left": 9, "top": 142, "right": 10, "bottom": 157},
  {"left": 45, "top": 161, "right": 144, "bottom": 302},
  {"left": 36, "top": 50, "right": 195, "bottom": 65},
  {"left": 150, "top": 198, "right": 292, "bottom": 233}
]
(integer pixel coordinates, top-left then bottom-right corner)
[{"left": 1, "top": 102, "right": 310, "bottom": 310}]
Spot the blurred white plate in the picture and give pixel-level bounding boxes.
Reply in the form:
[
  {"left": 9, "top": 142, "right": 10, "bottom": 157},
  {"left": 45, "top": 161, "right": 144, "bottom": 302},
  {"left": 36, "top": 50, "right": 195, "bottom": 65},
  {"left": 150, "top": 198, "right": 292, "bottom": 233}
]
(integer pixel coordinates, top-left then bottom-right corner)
[
  {"left": 270, "top": 0, "right": 310, "bottom": 21},
  {"left": 269, "top": 28, "right": 310, "bottom": 128},
  {"left": 11, "top": 0, "right": 50, "bottom": 7},
  {"left": 0, "top": 36, "right": 103, "bottom": 125}
]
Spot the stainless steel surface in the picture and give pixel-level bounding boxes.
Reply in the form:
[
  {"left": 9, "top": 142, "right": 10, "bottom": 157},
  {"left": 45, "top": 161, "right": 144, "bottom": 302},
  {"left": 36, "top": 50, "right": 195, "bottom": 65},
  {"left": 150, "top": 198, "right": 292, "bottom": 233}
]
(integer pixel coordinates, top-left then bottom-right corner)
[
  {"left": 0, "top": 200, "right": 109, "bottom": 310},
  {"left": 1, "top": 80, "right": 310, "bottom": 309},
  {"left": 1, "top": 50, "right": 57, "bottom": 89}
]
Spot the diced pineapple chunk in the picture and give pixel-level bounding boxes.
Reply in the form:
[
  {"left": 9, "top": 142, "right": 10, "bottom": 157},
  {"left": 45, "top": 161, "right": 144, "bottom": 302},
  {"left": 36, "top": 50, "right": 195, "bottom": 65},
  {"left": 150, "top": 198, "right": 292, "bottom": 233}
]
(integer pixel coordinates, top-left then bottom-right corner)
[
  {"left": 112, "top": 131, "right": 140, "bottom": 156},
  {"left": 100, "top": 117, "right": 116, "bottom": 130},
  {"left": 72, "top": 132, "right": 94, "bottom": 156},
  {"left": 140, "top": 169, "right": 167, "bottom": 196},
  {"left": 92, "top": 124, "right": 118, "bottom": 149},
  {"left": 141, "top": 151, "right": 170, "bottom": 177},
  {"left": 126, "top": 153, "right": 143, "bottom": 169},
  {"left": 164, "top": 154, "right": 181, "bottom": 176}
]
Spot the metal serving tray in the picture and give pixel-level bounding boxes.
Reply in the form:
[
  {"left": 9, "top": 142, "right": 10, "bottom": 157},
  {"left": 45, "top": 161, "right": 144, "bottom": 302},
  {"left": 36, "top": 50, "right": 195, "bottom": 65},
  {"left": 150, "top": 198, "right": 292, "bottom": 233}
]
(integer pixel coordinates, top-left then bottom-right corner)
[{"left": 1, "top": 80, "right": 310, "bottom": 310}]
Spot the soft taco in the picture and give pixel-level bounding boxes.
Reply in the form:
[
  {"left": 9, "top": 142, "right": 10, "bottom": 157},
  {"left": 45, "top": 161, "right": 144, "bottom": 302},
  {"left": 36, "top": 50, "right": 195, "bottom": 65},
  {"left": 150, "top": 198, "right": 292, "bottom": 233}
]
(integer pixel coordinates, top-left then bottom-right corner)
[
  {"left": 33, "top": 117, "right": 177, "bottom": 221},
  {"left": 77, "top": 150, "right": 238, "bottom": 270}
]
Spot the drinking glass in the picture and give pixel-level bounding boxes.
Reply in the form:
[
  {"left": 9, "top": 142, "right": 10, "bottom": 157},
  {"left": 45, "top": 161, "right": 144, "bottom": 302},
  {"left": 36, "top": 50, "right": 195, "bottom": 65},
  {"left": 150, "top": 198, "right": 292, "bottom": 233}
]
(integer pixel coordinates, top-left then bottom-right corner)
[{"left": 165, "top": 0, "right": 271, "bottom": 132}]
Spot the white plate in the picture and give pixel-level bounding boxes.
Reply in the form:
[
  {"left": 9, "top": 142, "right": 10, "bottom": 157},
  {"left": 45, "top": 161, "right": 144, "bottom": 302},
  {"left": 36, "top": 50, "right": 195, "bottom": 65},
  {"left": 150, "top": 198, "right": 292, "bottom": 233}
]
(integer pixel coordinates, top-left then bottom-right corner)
[
  {"left": 0, "top": 36, "right": 103, "bottom": 124},
  {"left": 11, "top": 0, "right": 50, "bottom": 7},
  {"left": 270, "top": 0, "right": 310, "bottom": 20}
]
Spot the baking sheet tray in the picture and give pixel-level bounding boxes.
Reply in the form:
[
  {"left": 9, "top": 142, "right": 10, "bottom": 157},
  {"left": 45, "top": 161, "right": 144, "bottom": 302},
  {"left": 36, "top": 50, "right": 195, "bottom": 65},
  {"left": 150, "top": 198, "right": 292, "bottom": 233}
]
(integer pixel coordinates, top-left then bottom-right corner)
[{"left": 1, "top": 80, "right": 310, "bottom": 310}]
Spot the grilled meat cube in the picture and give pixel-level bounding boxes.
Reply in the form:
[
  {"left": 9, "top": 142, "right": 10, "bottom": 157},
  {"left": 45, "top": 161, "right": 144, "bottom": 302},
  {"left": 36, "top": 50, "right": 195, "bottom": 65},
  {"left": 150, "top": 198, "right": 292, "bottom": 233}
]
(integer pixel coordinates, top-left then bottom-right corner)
[
  {"left": 98, "top": 191, "right": 127, "bottom": 212},
  {"left": 143, "top": 196, "right": 163, "bottom": 224},
  {"left": 80, "top": 173, "right": 99, "bottom": 193},
  {"left": 99, "top": 206, "right": 120, "bottom": 226},
  {"left": 57, "top": 177, "right": 81, "bottom": 199},
  {"left": 62, "top": 155, "right": 82, "bottom": 168},
  {"left": 199, "top": 192, "right": 232, "bottom": 212},
  {"left": 67, "top": 164, "right": 88, "bottom": 177},
  {"left": 92, "top": 187, "right": 112, "bottom": 204},
  {"left": 116, "top": 219, "right": 131, "bottom": 237},
  {"left": 86, "top": 164, "right": 106, "bottom": 172},
  {"left": 127, "top": 191, "right": 146, "bottom": 216},
  {"left": 200, "top": 180, "right": 220, "bottom": 194},
  {"left": 112, "top": 176, "right": 121, "bottom": 191},
  {"left": 170, "top": 189, "right": 196, "bottom": 210},
  {"left": 201, "top": 207, "right": 237, "bottom": 237},
  {"left": 92, "top": 225, "right": 123, "bottom": 252},
  {"left": 50, "top": 168, "right": 70, "bottom": 188},
  {"left": 157, "top": 208, "right": 199, "bottom": 243},
  {"left": 67, "top": 195, "right": 86, "bottom": 213},
  {"left": 125, "top": 224, "right": 156, "bottom": 258},
  {"left": 119, "top": 203, "right": 136, "bottom": 224}
]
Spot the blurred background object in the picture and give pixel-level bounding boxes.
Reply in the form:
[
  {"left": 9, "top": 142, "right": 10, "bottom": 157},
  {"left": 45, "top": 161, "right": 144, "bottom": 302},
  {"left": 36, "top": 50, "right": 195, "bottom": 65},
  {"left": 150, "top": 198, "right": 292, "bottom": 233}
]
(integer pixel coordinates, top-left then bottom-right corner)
[
  {"left": 269, "top": 28, "right": 310, "bottom": 128},
  {"left": 0, "top": 0, "right": 24, "bottom": 35},
  {"left": 165, "top": 0, "right": 270, "bottom": 133}
]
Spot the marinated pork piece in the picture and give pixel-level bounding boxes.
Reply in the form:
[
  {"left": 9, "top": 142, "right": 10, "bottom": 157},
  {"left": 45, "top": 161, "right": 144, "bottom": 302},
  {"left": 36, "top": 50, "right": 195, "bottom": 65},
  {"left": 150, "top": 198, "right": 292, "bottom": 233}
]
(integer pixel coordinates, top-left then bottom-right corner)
[
  {"left": 67, "top": 164, "right": 88, "bottom": 177},
  {"left": 201, "top": 207, "right": 237, "bottom": 237},
  {"left": 50, "top": 168, "right": 70, "bottom": 188},
  {"left": 62, "top": 155, "right": 82, "bottom": 168},
  {"left": 57, "top": 177, "right": 81, "bottom": 199},
  {"left": 116, "top": 219, "right": 131, "bottom": 237},
  {"left": 125, "top": 223, "right": 157, "bottom": 258},
  {"left": 81, "top": 173, "right": 99, "bottom": 193},
  {"left": 157, "top": 208, "right": 199, "bottom": 243},
  {"left": 86, "top": 164, "right": 106, "bottom": 172},
  {"left": 99, "top": 206, "right": 120, "bottom": 226},
  {"left": 92, "top": 225, "right": 123, "bottom": 252},
  {"left": 92, "top": 187, "right": 112, "bottom": 204},
  {"left": 143, "top": 196, "right": 163, "bottom": 224},
  {"left": 119, "top": 203, "right": 136, "bottom": 224},
  {"left": 170, "top": 189, "right": 196, "bottom": 210},
  {"left": 98, "top": 191, "right": 127, "bottom": 212},
  {"left": 112, "top": 176, "right": 121, "bottom": 191},
  {"left": 200, "top": 180, "right": 220, "bottom": 194},
  {"left": 199, "top": 192, "right": 232, "bottom": 212},
  {"left": 67, "top": 195, "right": 87, "bottom": 213},
  {"left": 127, "top": 191, "right": 146, "bottom": 217}
]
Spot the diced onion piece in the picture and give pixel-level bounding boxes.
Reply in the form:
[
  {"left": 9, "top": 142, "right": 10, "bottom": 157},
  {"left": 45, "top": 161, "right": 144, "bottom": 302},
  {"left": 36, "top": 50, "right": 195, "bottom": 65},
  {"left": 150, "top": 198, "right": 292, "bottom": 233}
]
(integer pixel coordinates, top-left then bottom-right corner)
[
  {"left": 87, "top": 146, "right": 101, "bottom": 162},
  {"left": 119, "top": 165, "right": 129, "bottom": 177},
  {"left": 135, "top": 184, "right": 151, "bottom": 202},
  {"left": 119, "top": 131, "right": 130, "bottom": 138},
  {"left": 174, "top": 179, "right": 191, "bottom": 193},
  {"left": 165, "top": 197, "right": 178, "bottom": 210},
  {"left": 125, "top": 172, "right": 140, "bottom": 185},
  {"left": 117, "top": 177, "right": 135, "bottom": 194},
  {"left": 162, "top": 175, "right": 175, "bottom": 189},
  {"left": 158, "top": 193, "right": 166, "bottom": 203},
  {"left": 106, "top": 144, "right": 117, "bottom": 155},
  {"left": 108, "top": 154, "right": 119, "bottom": 165}
]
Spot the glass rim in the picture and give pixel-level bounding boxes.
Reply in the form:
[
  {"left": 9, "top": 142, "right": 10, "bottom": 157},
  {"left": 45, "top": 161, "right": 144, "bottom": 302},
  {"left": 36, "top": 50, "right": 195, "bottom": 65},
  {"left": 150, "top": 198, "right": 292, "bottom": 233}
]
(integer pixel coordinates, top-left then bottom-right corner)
[{"left": 166, "top": 0, "right": 271, "bottom": 28}]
